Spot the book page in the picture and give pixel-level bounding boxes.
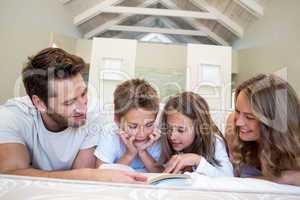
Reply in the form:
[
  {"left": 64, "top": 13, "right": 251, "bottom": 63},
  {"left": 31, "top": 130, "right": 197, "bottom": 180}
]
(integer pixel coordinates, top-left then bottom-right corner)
[
  {"left": 147, "top": 173, "right": 192, "bottom": 186},
  {"left": 99, "top": 164, "right": 192, "bottom": 186}
]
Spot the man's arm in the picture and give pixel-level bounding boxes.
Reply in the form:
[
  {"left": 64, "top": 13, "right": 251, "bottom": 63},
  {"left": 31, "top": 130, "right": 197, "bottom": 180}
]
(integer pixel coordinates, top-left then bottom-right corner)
[
  {"left": 0, "top": 143, "right": 90, "bottom": 179},
  {"left": 95, "top": 159, "right": 104, "bottom": 168},
  {"left": 72, "top": 147, "right": 96, "bottom": 169},
  {"left": 0, "top": 143, "right": 147, "bottom": 183},
  {"left": 0, "top": 143, "right": 30, "bottom": 173}
]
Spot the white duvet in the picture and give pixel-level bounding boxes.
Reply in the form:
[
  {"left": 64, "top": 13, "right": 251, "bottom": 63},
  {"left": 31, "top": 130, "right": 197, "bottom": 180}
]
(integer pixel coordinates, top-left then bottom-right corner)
[{"left": 189, "top": 173, "right": 300, "bottom": 195}]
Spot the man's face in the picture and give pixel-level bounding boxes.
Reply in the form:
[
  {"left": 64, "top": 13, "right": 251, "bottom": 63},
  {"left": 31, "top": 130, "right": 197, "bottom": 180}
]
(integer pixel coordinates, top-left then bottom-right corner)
[{"left": 47, "top": 74, "right": 88, "bottom": 129}]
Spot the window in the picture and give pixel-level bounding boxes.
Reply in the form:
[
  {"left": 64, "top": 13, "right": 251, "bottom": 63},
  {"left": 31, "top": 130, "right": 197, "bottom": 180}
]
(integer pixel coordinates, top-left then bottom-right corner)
[
  {"left": 101, "top": 58, "right": 123, "bottom": 80},
  {"left": 103, "top": 58, "right": 122, "bottom": 70},
  {"left": 200, "top": 64, "right": 221, "bottom": 86},
  {"left": 140, "top": 33, "right": 174, "bottom": 44}
]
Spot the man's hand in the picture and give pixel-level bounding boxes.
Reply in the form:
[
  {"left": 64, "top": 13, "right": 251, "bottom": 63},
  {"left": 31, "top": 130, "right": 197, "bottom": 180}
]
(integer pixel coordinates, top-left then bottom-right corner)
[
  {"left": 0, "top": 144, "right": 147, "bottom": 184},
  {"left": 91, "top": 169, "right": 147, "bottom": 184},
  {"left": 163, "top": 153, "right": 201, "bottom": 174}
]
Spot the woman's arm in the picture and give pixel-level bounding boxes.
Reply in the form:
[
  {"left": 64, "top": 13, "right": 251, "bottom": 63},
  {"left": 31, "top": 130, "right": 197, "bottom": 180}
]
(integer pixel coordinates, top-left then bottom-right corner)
[{"left": 275, "top": 170, "right": 300, "bottom": 186}]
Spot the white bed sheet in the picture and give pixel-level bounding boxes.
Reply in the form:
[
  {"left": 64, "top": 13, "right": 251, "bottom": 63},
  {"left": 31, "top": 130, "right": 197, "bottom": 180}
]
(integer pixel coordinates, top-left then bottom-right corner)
[{"left": 0, "top": 174, "right": 300, "bottom": 200}]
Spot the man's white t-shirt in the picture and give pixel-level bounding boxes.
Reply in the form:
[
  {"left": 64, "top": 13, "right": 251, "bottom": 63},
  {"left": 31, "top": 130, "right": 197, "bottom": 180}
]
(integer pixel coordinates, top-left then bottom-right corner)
[
  {"left": 94, "top": 123, "right": 161, "bottom": 172},
  {"left": 0, "top": 96, "right": 101, "bottom": 171}
]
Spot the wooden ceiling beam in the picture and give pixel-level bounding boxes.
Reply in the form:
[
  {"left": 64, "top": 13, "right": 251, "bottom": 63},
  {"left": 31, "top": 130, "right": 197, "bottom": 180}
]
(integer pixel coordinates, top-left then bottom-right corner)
[
  {"left": 160, "top": 0, "right": 229, "bottom": 45},
  {"left": 60, "top": 0, "right": 73, "bottom": 5},
  {"left": 233, "top": 0, "right": 264, "bottom": 18},
  {"left": 109, "top": 25, "right": 208, "bottom": 36},
  {"left": 74, "top": 0, "right": 127, "bottom": 26},
  {"left": 78, "top": 6, "right": 217, "bottom": 20},
  {"left": 189, "top": 0, "right": 244, "bottom": 37},
  {"left": 84, "top": 0, "right": 159, "bottom": 38}
]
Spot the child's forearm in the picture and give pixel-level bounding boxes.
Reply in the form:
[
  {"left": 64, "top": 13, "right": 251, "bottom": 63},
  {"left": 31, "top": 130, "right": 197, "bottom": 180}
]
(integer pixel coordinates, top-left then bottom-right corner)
[
  {"left": 116, "top": 153, "right": 136, "bottom": 166},
  {"left": 138, "top": 150, "right": 163, "bottom": 173}
]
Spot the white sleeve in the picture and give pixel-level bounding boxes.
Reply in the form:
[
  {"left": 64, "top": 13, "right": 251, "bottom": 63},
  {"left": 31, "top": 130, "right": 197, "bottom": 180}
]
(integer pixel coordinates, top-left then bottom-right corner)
[
  {"left": 0, "top": 106, "right": 26, "bottom": 145},
  {"left": 195, "top": 137, "right": 234, "bottom": 177},
  {"left": 94, "top": 127, "right": 120, "bottom": 164}
]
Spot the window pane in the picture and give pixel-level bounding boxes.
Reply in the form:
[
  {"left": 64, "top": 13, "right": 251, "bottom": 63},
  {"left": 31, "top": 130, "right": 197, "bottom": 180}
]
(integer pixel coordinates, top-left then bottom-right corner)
[
  {"left": 103, "top": 58, "right": 122, "bottom": 70},
  {"left": 200, "top": 64, "right": 221, "bottom": 85}
]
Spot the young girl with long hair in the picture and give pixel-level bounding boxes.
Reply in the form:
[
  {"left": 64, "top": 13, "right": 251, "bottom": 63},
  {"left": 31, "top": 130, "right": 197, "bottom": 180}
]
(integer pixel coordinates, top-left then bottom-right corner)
[{"left": 160, "top": 91, "right": 233, "bottom": 177}]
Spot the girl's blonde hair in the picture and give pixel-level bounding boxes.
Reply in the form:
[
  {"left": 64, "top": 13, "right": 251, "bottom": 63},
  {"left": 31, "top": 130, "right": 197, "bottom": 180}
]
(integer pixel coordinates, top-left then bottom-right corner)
[
  {"left": 232, "top": 74, "right": 300, "bottom": 178},
  {"left": 160, "top": 91, "right": 227, "bottom": 167}
]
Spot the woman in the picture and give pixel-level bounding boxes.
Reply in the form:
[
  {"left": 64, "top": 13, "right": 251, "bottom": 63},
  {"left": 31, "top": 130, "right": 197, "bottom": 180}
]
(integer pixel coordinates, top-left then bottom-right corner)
[{"left": 229, "top": 74, "right": 300, "bottom": 186}]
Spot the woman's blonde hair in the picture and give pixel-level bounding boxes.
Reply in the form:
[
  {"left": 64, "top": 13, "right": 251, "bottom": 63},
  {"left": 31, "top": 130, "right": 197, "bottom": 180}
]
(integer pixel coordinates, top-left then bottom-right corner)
[
  {"left": 160, "top": 91, "right": 227, "bottom": 167},
  {"left": 232, "top": 74, "right": 300, "bottom": 178}
]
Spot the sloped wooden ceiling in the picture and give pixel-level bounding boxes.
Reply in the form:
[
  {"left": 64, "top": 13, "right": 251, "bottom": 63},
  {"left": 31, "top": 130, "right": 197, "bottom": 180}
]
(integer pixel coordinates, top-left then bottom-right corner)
[{"left": 61, "top": 0, "right": 268, "bottom": 45}]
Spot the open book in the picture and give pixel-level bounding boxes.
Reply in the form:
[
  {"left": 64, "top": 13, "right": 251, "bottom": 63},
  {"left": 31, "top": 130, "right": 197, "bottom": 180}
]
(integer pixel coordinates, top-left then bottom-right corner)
[
  {"left": 146, "top": 173, "right": 191, "bottom": 185},
  {"left": 99, "top": 163, "right": 192, "bottom": 186}
]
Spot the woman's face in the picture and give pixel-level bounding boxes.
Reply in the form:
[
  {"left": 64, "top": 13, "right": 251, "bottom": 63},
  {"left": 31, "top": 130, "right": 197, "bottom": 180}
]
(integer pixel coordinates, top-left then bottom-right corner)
[
  {"left": 235, "top": 91, "right": 261, "bottom": 142},
  {"left": 166, "top": 112, "right": 195, "bottom": 152}
]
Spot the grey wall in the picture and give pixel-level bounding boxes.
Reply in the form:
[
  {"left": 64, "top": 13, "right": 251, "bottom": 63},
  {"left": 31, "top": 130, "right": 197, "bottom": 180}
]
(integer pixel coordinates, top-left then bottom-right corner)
[
  {"left": 0, "top": 0, "right": 81, "bottom": 103},
  {"left": 234, "top": 0, "right": 300, "bottom": 95}
]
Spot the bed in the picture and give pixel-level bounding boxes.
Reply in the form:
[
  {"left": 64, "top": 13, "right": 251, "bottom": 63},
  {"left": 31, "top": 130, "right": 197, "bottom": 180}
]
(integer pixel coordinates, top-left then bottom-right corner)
[{"left": 1, "top": 173, "right": 300, "bottom": 200}]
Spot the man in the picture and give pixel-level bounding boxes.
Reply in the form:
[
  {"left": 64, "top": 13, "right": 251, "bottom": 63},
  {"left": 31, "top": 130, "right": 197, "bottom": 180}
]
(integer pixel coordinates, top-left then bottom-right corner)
[{"left": 0, "top": 47, "right": 146, "bottom": 183}]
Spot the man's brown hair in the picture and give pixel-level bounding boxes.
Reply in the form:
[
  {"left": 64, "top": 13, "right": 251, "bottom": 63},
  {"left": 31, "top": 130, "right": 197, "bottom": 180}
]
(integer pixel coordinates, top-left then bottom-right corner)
[
  {"left": 114, "top": 79, "right": 159, "bottom": 120},
  {"left": 22, "top": 47, "right": 86, "bottom": 105}
]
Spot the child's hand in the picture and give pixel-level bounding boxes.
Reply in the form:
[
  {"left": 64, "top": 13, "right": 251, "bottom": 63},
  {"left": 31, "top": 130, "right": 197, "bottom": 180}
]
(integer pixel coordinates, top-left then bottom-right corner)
[
  {"left": 136, "top": 130, "right": 161, "bottom": 151},
  {"left": 163, "top": 153, "right": 201, "bottom": 174},
  {"left": 118, "top": 130, "right": 138, "bottom": 156}
]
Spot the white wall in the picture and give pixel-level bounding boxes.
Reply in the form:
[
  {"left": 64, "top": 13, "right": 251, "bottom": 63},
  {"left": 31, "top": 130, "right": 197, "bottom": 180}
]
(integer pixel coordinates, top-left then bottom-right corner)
[
  {"left": 88, "top": 38, "right": 137, "bottom": 122},
  {"left": 136, "top": 42, "right": 186, "bottom": 71},
  {"left": 135, "top": 42, "right": 187, "bottom": 102},
  {"left": 51, "top": 32, "right": 78, "bottom": 54},
  {"left": 234, "top": 0, "right": 300, "bottom": 95},
  {"left": 0, "top": 0, "right": 80, "bottom": 104},
  {"left": 76, "top": 39, "right": 93, "bottom": 64}
]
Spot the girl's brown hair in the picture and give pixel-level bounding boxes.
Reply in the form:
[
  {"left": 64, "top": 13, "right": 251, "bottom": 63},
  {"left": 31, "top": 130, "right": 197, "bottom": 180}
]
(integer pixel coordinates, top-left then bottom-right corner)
[
  {"left": 160, "top": 91, "right": 227, "bottom": 166},
  {"left": 232, "top": 74, "right": 300, "bottom": 178}
]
